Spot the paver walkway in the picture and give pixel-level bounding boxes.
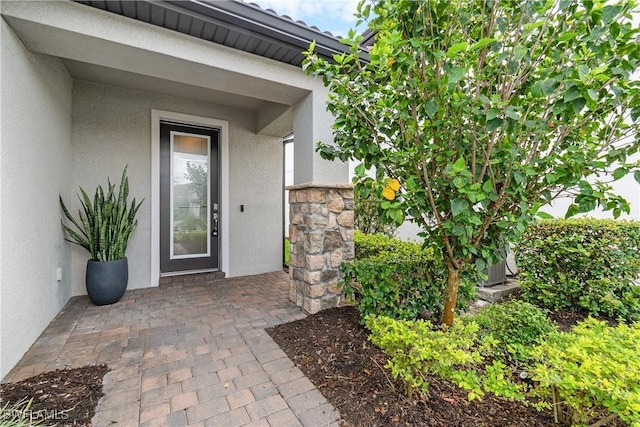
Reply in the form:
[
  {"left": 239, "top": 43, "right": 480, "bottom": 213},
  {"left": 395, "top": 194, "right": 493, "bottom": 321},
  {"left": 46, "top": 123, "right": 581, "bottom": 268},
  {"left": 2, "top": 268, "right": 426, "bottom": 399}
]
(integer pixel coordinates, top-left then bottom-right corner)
[{"left": 2, "top": 271, "right": 342, "bottom": 426}]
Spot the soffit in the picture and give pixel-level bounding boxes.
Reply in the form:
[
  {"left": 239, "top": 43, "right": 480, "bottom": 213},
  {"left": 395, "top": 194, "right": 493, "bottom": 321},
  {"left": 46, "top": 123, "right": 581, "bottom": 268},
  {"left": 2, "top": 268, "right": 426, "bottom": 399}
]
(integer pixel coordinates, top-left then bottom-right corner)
[
  {"left": 64, "top": 59, "right": 268, "bottom": 110},
  {"left": 73, "top": 0, "right": 366, "bottom": 67}
]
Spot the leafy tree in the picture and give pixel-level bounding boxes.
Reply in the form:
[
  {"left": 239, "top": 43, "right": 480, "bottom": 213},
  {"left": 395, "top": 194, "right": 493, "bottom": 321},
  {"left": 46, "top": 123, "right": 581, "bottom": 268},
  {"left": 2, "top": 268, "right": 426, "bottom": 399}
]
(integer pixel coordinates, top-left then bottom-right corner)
[
  {"left": 304, "top": 0, "right": 640, "bottom": 325},
  {"left": 354, "top": 178, "right": 397, "bottom": 235}
]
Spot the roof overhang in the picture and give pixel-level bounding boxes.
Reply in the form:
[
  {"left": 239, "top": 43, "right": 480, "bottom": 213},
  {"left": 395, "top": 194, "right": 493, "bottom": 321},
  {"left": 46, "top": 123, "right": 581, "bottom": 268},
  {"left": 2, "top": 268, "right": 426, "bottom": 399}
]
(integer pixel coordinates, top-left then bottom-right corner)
[
  {"left": 2, "top": 0, "right": 351, "bottom": 137},
  {"left": 73, "top": 0, "right": 369, "bottom": 67}
]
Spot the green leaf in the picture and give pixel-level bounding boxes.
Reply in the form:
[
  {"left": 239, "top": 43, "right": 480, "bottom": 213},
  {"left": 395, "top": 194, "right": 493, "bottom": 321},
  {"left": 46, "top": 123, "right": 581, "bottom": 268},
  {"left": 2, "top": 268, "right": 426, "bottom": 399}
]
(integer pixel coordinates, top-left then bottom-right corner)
[
  {"left": 523, "top": 20, "right": 544, "bottom": 31},
  {"left": 470, "top": 38, "right": 495, "bottom": 51},
  {"left": 513, "top": 46, "right": 527, "bottom": 62},
  {"left": 558, "top": 32, "right": 578, "bottom": 42},
  {"left": 531, "top": 78, "right": 557, "bottom": 97},
  {"left": 505, "top": 107, "right": 519, "bottom": 121},
  {"left": 389, "top": 209, "right": 404, "bottom": 224},
  {"left": 586, "top": 89, "right": 598, "bottom": 101},
  {"left": 578, "top": 64, "right": 589, "bottom": 81},
  {"left": 536, "top": 211, "right": 554, "bottom": 219},
  {"left": 487, "top": 118, "right": 502, "bottom": 131},
  {"left": 452, "top": 158, "right": 466, "bottom": 173},
  {"left": 448, "top": 67, "right": 467, "bottom": 83},
  {"left": 451, "top": 198, "right": 469, "bottom": 217},
  {"left": 425, "top": 100, "right": 437, "bottom": 119},
  {"left": 446, "top": 42, "right": 468, "bottom": 57},
  {"left": 486, "top": 109, "right": 499, "bottom": 121},
  {"left": 453, "top": 176, "right": 468, "bottom": 188},
  {"left": 564, "top": 87, "right": 582, "bottom": 103},
  {"left": 635, "top": 170, "right": 640, "bottom": 184},
  {"left": 482, "top": 180, "right": 493, "bottom": 193},
  {"left": 613, "top": 167, "right": 627, "bottom": 181},
  {"left": 565, "top": 204, "right": 579, "bottom": 218},
  {"left": 571, "top": 98, "right": 586, "bottom": 114},
  {"left": 602, "top": 5, "right": 621, "bottom": 23},
  {"left": 591, "top": 65, "right": 608, "bottom": 77}
]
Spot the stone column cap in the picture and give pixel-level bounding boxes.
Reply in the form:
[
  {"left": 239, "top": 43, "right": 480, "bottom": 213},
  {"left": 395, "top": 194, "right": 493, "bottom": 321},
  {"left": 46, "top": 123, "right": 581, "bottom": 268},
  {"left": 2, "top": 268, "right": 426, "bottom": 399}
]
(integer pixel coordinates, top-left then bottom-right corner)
[{"left": 286, "top": 182, "right": 354, "bottom": 191}]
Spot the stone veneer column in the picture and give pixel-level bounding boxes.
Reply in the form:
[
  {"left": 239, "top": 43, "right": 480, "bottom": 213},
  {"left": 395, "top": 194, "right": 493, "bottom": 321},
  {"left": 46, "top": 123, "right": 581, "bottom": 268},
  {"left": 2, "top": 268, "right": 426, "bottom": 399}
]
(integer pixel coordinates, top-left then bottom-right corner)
[{"left": 287, "top": 183, "right": 355, "bottom": 314}]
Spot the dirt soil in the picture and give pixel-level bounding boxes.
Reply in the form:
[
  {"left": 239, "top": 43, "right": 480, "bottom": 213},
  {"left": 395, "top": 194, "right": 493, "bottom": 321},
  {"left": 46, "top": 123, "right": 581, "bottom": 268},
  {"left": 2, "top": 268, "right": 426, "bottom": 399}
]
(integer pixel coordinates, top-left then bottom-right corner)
[
  {"left": 267, "top": 306, "right": 563, "bottom": 427},
  {"left": 0, "top": 365, "right": 108, "bottom": 426}
]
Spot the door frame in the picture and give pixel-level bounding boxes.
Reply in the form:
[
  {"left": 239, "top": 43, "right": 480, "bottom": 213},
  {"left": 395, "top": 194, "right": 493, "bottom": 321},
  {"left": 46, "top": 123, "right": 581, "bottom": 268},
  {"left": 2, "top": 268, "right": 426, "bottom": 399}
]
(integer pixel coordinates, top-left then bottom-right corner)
[{"left": 151, "top": 110, "right": 229, "bottom": 285}]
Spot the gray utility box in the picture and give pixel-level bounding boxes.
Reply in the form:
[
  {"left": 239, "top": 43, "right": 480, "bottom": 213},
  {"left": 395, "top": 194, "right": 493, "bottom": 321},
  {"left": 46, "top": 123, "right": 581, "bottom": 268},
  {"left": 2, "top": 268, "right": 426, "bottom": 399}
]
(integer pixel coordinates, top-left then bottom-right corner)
[{"left": 480, "top": 261, "right": 507, "bottom": 287}]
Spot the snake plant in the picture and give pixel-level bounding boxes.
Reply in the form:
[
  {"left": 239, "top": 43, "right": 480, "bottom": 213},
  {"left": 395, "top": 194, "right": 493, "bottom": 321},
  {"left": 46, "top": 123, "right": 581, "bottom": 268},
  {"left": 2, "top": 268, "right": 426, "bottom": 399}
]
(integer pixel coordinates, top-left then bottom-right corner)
[{"left": 60, "top": 166, "right": 143, "bottom": 261}]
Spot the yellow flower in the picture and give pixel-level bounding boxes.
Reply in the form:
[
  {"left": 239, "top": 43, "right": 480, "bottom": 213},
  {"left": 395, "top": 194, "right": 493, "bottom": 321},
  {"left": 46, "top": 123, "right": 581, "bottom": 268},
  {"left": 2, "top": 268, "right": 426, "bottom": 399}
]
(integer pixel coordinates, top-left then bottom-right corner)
[
  {"left": 382, "top": 187, "right": 396, "bottom": 200},
  {"left": 387, "top": 178, "right": 400, "bottom": 191}
]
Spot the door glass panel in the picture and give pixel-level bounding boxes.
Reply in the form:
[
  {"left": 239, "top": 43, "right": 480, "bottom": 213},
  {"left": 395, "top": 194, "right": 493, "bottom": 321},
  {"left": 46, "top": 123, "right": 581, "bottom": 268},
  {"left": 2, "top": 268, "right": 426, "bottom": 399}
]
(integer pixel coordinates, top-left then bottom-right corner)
[{"left": 170, "top": 132, "right": 210, "bottom": 259}]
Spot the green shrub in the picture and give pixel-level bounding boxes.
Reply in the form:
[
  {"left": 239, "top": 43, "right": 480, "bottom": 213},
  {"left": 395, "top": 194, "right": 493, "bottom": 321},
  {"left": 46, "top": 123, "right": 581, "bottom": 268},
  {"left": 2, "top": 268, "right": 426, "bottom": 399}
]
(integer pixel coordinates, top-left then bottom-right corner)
[
  {"left": 529, "top": 319, "right": 640, "bottom": 426},
  {"left": 354, "top": 231, "right": 424, "bottom": 259},
  {"left": 366, "top": 306, "right": 640, "bottom": 424},
  {"left": 344, "top": 232, "right": 476, "bottom": 321},
  {"left": 515, "top": 219, "right": 640, "bottom": 321},
  {"left": 472, "top": 300, "right": 556, "bottom": 363},
  {"left": 366, "top": 315, "right": 525, "bottom": 401}
]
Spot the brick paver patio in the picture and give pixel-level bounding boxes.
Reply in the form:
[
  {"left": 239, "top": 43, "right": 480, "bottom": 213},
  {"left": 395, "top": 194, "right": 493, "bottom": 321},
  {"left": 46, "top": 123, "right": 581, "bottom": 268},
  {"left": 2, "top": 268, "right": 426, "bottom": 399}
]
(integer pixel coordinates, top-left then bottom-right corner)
[{"left": 2, "top": 271, "right": 342, "bottom": 426}]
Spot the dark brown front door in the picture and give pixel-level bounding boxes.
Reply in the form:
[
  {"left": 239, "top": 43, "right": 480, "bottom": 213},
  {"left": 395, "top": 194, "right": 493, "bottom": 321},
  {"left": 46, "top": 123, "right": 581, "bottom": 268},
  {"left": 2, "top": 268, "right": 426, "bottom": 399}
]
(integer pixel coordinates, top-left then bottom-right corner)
[{"left": 160, "top": 121, "right": 219, "bottom": 273}]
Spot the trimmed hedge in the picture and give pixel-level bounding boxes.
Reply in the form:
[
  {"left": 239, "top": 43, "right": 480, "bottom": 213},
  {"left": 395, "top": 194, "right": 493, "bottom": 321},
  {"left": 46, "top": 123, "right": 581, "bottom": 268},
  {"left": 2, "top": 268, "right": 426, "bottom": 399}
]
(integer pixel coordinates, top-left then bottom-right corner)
[
  {"left": 515, "top": 219, "right": 640, "bottom": 321},
  {"left": 354, "top": 231, "right": 426, "bottom": 259},
  {"left": 343, "top": 232, "right": 476, "bottom": 321}
]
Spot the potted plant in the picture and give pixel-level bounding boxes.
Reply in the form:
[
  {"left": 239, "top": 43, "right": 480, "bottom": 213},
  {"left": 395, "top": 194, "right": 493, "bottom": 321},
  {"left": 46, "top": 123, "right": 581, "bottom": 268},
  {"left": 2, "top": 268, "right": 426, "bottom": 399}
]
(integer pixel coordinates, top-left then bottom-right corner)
[{"left": 60, "top": 166, "right": 143, "bottom": 305}]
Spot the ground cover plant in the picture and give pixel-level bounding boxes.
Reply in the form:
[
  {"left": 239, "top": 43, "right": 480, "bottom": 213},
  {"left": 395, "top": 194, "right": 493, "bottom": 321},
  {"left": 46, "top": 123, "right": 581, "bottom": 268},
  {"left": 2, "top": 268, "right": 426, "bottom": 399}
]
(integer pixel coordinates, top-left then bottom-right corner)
[
  {"left": 471, "top": 299, "right": 556, "bottom": 364},
  {"left": 529, "top": 319, "right": 640, "bottom": 426},
  {"left": 364, "top": 308, "right": 639, "bottom": 426},
  {"left": 305, "top": 0, "right": 640, "bottom": 325}
]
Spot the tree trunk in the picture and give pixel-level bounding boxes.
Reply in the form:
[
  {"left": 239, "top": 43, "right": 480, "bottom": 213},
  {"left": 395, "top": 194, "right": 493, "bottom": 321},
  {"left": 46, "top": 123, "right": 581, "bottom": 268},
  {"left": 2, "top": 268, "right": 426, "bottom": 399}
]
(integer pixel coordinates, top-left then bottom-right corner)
[{"left": 442, "top": 260, "right": 460, "bottom": 326}]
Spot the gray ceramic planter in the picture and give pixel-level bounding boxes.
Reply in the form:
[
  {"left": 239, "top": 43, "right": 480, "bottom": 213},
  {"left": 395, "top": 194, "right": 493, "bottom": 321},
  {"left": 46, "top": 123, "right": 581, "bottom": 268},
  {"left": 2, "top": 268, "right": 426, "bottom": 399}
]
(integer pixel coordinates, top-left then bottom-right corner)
[{"left": 86, "top": 258, "right": 128, "bottom": 305}]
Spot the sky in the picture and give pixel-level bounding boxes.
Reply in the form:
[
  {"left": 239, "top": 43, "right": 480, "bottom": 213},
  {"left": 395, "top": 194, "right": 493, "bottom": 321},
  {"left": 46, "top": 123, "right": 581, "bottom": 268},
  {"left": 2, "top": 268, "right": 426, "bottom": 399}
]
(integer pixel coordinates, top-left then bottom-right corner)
[{"left": 251, "top": 0, "right": 365, "bottom": 37}]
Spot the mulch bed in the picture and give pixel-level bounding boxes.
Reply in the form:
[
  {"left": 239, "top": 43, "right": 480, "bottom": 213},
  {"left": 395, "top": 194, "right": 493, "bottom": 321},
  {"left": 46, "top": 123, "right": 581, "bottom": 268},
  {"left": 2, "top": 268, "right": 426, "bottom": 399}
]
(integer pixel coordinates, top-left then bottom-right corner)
[
  {"left": 0, "top": 365, "right": 109, "bottom": 426},
  {"left": 266, "top": 306, "right": 563, "bottom": 427},
  {"left": 0, "top": 304, "right": 621, "bottom": 426}
]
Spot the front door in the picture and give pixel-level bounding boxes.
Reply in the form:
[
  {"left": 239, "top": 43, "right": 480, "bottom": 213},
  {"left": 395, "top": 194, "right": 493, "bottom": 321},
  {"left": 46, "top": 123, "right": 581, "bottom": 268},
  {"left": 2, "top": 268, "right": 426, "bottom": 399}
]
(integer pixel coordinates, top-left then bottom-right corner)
[{"left": 160, "top": 121, "right": 219, "bottom": 273}]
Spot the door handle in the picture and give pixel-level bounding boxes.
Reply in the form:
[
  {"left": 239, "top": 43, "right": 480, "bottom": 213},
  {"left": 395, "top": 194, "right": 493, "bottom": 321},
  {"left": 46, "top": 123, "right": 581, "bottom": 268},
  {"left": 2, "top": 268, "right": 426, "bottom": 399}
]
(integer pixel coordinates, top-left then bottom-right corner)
[{"left": 212, "top": 213, "right": 218, "bottom": 236}]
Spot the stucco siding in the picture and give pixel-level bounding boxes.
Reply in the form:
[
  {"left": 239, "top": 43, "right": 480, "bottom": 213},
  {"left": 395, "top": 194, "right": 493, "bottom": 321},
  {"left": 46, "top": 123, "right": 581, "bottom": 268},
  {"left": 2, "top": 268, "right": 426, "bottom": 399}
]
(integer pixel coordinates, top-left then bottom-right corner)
[
  {"left": 230, "top": 132, "right": 284, "bottom": 275},
  {"left": 0, "top": 18, "right": 73, "bottom": 378},
  {"left": 70, "top": 81, "right": 283, "bottom": 296},
  {"left": 541, "top": 152, "right": 640, "bottom": 220}
]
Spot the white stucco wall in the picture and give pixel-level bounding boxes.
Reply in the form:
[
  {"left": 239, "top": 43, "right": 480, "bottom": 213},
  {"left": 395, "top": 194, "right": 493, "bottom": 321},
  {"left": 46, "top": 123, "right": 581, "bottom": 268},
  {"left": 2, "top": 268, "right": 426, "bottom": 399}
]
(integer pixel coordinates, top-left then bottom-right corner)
[
  {"left": 541, "top": 153, "right": 640, "bottom": 220},
  {"left": 293, "top": 90, "right": 348, "bottom": 184},
  {"left": 70, "top": 81, "right": 284, "bottom": 296},
  {"left": 0, "top": 18, "right": 73, "bottom": 379}
]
